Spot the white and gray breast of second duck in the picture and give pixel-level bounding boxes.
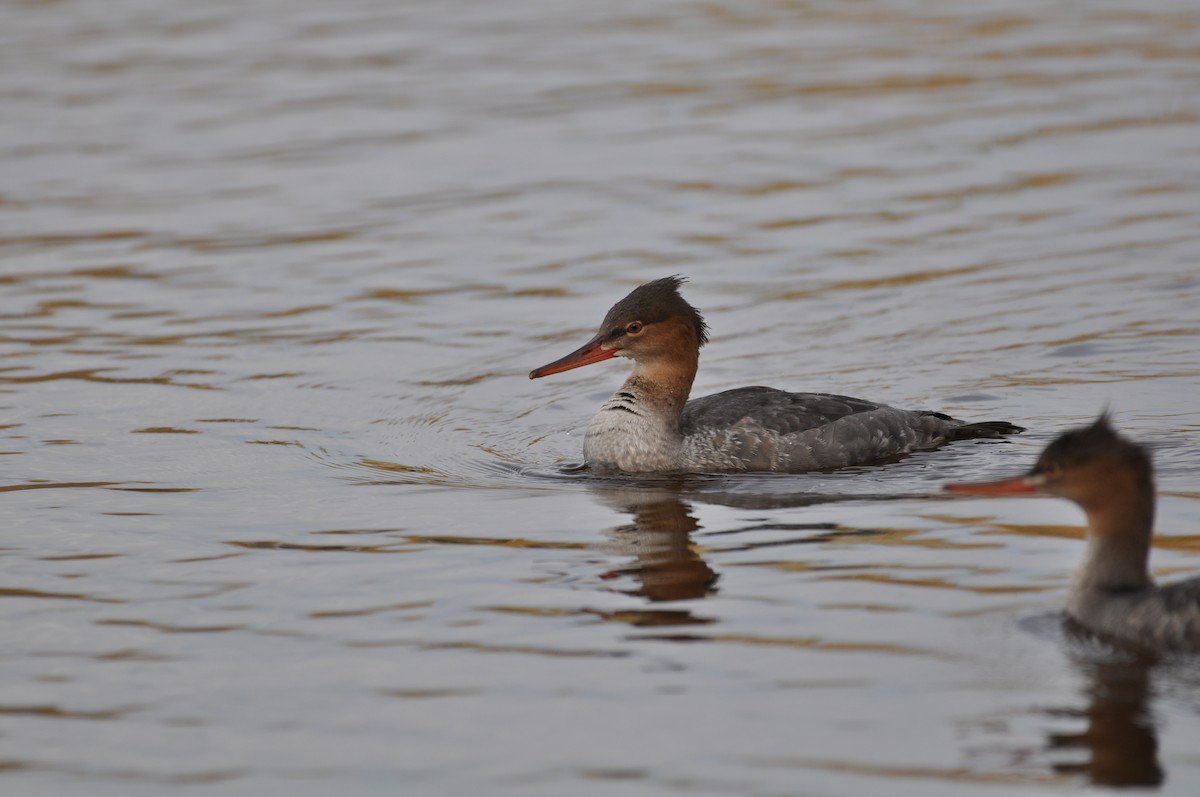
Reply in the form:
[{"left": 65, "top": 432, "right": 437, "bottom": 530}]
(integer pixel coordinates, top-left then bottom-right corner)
[{"left": 529, "top": 276, "right": 1023, "bottom": 474}]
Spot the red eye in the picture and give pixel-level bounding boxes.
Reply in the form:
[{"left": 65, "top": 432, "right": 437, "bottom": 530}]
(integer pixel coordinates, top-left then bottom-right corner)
[{"left": 626, "top": 321, "right": 643, "bottom": 334}]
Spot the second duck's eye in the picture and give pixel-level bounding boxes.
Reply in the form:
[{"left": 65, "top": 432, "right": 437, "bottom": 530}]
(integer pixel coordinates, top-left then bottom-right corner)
[{"left": 626, "top": 321, "right": 643, "bottom": 335}]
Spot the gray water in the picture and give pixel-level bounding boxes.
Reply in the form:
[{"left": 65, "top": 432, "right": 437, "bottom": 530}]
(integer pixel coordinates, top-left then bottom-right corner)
[{"left": 3, "top": 1, "right": 1200, "bottom": 794}]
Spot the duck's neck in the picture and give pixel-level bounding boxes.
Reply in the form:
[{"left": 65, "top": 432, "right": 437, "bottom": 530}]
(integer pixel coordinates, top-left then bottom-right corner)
[
  {"left": 623, "top": 352, "right": 698, "bottom": 422},
  {"left": 583, "top": 353, "right": 698, "bottom": 473},
  {"left": 1071, "top": 476, "right": 1156, "bottom": 597}
]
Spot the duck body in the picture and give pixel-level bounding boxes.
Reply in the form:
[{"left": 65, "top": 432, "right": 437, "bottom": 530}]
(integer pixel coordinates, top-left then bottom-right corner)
[
  {"left": 1067, "top": 580, "right": 1200, "bottom": 653},
  {"left": 587, "top": 384, "right": 1011, "bottom": 474},
  {"left": 947, "top": 415, "right": 1200, "bottom": 652},
  {"left": 531, "top": 276, "right": 1022, "bottom": 474}
]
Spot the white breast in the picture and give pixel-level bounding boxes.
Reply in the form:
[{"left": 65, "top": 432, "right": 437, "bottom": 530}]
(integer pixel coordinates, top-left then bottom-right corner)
[{"left": 584, "top": 403, "right": 683, "bottom": 473}]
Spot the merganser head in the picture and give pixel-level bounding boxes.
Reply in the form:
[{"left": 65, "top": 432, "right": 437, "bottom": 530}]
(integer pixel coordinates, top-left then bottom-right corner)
[
  {"left": 945, "top": 415, "right": 1153, "bottom": 511},
  {"left": 529, "top": 276, "right": 709, "bottom": 379}
]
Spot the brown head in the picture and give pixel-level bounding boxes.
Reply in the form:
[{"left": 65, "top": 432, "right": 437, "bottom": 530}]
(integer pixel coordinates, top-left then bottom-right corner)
[
  {"left": 529, "top": 276, "right": 709, "bottom": 379},
  {"left": 945, "top": 415, "right": 1155, "bottom": 515}
]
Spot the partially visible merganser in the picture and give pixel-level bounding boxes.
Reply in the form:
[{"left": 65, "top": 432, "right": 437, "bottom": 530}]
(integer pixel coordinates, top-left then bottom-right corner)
[
  {"left": 529, "top": 276, "right": 1023, "bottom": 474},
  {"left": 946, "top": 416, "right": 1200, "bottom": 652}
]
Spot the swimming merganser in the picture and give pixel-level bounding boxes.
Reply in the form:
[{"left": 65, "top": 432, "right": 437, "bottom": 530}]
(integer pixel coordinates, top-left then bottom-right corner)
[
  {"left": 529, "top": 276, "right": 1023, "bottom": 473},
  {"left": 946, "top": 416, "right": 1199, "bottom": 652}
]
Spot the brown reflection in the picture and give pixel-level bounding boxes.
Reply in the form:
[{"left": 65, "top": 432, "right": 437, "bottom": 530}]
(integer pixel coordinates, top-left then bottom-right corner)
[
  {"left": 0, "top": 704, "right": 136, "bottom": 720},
  {"left": 904, "top": 171, "right": 1075, "bottom": 202},
  {"left": 1046, "top": 627, "right": 1163, "bottom": 788},
  {"left": 633, "top": 632, "right": 949, "bottom": 659},
  {"left": 96, "top": 619, "right": 246, "bottom": 633},
  {"left": 225, "top": 539, "right": 414, "bottom": 554},
  {"left": 591, "top": 488, "right": 717, "bottom": 602},
  {"left": 0, "top": 587, "right": 123, "bottom": 604},
  {"left": 978, "top": 519, "right": 1200, "bottom": 555},
  {"left": 0, "top": 233, "right": 145, "bottom": 251},
  {"left": 0, "top": 481, "right": 121, "bottom": 493},
  {"left": 584, "top": 479, "right": 952, "bottom": 604},
  {"left": 347, "top": 637, "right": 627, "bottom": 659},
  {"left": 484, "top": 604, "right": 714, "bottom": 629},
  {"left": 0, "top": 368, "right": 219, "bottom": 391},
  {"left": 995, "top": 110, "right": 1197, "bottom": 147}
]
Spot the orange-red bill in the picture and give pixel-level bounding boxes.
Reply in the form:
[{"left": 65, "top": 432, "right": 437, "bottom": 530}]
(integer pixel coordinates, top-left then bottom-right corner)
[
  {"left": 944, "top": 474, "right": 1041, "bottom": 496},
  {"left": 529, "top": 335, "right": 617, "bottom": 379}
]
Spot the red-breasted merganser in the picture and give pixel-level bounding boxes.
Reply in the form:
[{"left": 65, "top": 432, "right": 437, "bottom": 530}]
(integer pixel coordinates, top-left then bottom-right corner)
[
  {"left": 946, "top": 416, "right": 1200, "bottom": 652},
  {"left": 528, "top": 276, "right": 1023, "bottom": 474}
]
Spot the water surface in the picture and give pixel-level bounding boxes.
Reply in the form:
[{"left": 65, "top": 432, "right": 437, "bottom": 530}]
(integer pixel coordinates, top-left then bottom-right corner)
[{"left": 3, "top": 1, "right": 1200, "bottom": 795}]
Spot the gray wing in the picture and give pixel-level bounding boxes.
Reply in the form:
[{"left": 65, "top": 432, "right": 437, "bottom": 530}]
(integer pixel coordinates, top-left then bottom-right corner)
[
  {"left": 679, "top": 387, "right": 956, "bottom": 472},
  {"left": 680, "top": 387, "right": 896, "bottom": 437}
]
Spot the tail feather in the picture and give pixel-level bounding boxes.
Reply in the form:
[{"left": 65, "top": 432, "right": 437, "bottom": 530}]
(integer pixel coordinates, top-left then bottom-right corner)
[{"left": 948, "top": 420, "right": 1025, "bottom": 440}]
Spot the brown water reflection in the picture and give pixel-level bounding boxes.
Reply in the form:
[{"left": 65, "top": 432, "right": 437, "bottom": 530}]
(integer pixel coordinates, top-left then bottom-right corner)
[
  {"left": 592, "top": 489, "right": 717, "bottom": 602},
  {"left": 1049, "top": 643, "right": 1163, "bottom": 787},
  {"left": 762, "top": 644, "right": 1170, "bottom": 790}
]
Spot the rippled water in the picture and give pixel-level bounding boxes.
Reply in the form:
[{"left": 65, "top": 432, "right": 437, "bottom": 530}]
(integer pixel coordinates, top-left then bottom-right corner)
[{"left": 3, "top": 1, "right": 1200, "bottom": 794}]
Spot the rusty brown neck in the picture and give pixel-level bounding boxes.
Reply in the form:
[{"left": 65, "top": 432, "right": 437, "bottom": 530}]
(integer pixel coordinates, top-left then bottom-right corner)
[
  {"left": 625, "top": 348, "right": 698, "bottom": 423},
  {"left": 1073, "top": 470, "right": 1156, "bottom": 595}
]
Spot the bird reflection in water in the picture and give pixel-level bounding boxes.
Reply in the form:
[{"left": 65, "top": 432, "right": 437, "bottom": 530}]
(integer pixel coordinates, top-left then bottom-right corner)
[
  {"left": 590, "top": 479, "right": 1173, "bottom": 788},
  {"left": 1047, "top": 623, "right": 1165, "bottom": 788},
  {"left": 590, "top": 487, "right": 718, "bottom": 603},
  {"left": 583, "top": 481, "right": 873, "bottom": 606}
]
